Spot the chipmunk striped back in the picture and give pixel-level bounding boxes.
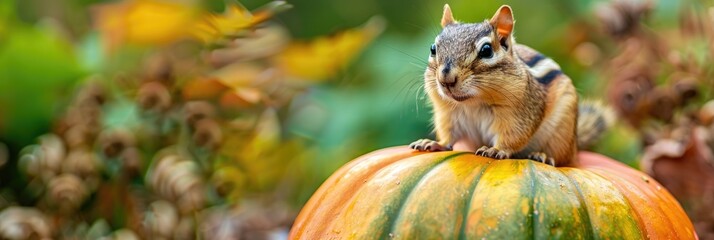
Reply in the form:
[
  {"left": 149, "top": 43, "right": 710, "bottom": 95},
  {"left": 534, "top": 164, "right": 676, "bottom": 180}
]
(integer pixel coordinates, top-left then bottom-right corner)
[{"left": 516, "top": 45, "right": 614, "bottom": 150}]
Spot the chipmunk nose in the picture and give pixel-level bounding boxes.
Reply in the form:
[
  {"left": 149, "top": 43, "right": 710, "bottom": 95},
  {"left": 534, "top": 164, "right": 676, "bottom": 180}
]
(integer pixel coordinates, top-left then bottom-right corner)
[{"left": 439, "top": 64, "right": 457, "bottom": 88}]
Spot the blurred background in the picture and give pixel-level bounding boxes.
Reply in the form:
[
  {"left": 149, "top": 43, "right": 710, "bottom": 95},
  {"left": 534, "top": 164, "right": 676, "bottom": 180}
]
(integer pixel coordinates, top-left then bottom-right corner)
[{"left": 0, "top": 0, "right": 713, "bottom": 239}]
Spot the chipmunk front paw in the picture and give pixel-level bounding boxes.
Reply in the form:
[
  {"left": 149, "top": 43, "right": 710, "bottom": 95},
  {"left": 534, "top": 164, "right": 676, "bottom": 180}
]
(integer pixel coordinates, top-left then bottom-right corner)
[
  {"left": 475, "top": 146, "right": 511, "bottom": 159},
  {"left": 527, "top": 152, "right": 555, "bottom": 166},
  {"left": 409, "top": 139, "right": 451, "bottom": 152}
]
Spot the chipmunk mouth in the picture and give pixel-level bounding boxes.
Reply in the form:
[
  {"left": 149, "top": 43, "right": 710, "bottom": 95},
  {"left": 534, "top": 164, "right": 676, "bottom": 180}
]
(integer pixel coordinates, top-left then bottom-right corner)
[{"left": 451, "top": 94, "right": 471, "bottom": 102}]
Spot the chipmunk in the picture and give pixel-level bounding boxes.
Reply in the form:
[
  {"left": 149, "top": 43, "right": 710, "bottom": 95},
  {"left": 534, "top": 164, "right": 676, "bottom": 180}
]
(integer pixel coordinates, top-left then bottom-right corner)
[{"left": 409, "top": 4, "right": 613, "bottom": 167}]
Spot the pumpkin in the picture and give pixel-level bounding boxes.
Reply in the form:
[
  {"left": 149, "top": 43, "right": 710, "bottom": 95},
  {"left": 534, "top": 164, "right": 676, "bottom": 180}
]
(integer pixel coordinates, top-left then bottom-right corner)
[{"left": 290, "top": 146, "right": 697, "bottom": 239}]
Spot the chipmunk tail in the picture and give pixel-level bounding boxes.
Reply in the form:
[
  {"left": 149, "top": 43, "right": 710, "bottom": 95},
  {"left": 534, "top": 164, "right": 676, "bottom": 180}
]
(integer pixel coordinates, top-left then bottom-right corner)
[{"left": 577, "top": 100, "right": 616, "bottom": 149}]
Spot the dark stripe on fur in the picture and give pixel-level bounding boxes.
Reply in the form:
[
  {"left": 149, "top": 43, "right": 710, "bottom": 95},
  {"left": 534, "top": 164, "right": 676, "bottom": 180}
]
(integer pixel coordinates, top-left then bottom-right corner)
[
  {"left": 536, "top": 70, "right": 561, "bottom": 85},
  {"left": 524, "top": 54, "right": 545, "bottom": 67}
]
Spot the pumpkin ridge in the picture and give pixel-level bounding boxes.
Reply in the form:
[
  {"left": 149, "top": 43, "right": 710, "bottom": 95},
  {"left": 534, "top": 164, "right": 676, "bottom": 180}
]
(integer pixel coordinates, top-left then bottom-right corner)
[
  {"left": 457, "top": 157, "right": 495, "bottom": 240},
  {"left": 580, "top": 153, "right": 696, "bottom": 239},
  {"left": 383, "top": 152, "right": 469, "bottom": 239},
  {"left": 587, "top": 167, "right": 678, "bottom": 239},
  {"left": 527, "top": 161, "right": 538, "bottom": 240},
  {"left": 591, "top": 168, "right": 656, "bottom": 236},
  {"left": 558, "top": 168, "right": 596, "bottom": 239},
  {"left": 290, "top": 147, "right": 423, "bottom": 238}
]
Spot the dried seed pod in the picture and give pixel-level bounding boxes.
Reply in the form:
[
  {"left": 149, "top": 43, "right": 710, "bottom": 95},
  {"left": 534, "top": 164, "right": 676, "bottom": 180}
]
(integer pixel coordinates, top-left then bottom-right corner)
[
  {"left": 97, "top": 129, "right": 136, "bottom": 158},
  {"left": 0, "top": 207, "right": 53, "bottom": 239},
  {"left": 701, "top": 100, "right": 714, "bottom": 126},
  {"left": 19, "top": 135, "right": 67, "bottom": 180},
  {"left": 595, "top": 0, "right": 654, "bottom": 38},
  {"left": 119, "top": 147, "right": 142, "bottom": 178},
  {"left": 47, "top": 174, "right": 89, "bottom": 212},
  {"left": 39, "top": 134, "right": 66, "bottom": 174},
  {"left": 19, "top": 146, "right": 43, "bottom": 178},
  {"left": 0, "top": 142, "right": 7, "bottom": 169},
  {"left": 607, "top": 71, "right": 653, "bottom": 127},
  {"left": 199, "top": 207, "right": 241, "bottom": 240},
  {"left": 192, "top": 118, "right": 223, "bottom": 149},
  {"left": 647, "top": 87, "right": 677, "bottom": 123},
  {"left": 672, "top": 79, "right": 698, "bottom": 106},
  {"left": 174, "top": 216, "right": 196, "bottom": 240},
  {"left": 64, "top": 101, "right": 103, "bottom": 130},
  {"left": 62, "top": 148, "right": 103, "bottom": 190},
  {"left": 136, "top": 82, "right": 172, "bottom": 113},
  {"left": 146, "top": 151, "right": 205, "bottom": 213},
  {"left": 63, "top": 124, "right": 95, "bottom": 149},
  {"left": 143, "top": 54, "right": 174, "bottom": 85},
  {"left": 75, "top": 80, "right": 107, "bottom": 107},
  {"left": 144, "top": 200, "right": 178, "bottom": 239},
  {"left": 182, "top": 101, "right": 216, "bottom": 127},
  {"left": 63, "top": 148, "right": 101, "bottom": 179}
]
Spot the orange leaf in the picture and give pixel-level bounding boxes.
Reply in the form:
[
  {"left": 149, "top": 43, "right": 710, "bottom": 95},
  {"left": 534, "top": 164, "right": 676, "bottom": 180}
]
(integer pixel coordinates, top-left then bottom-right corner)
[{"left": 182, "top": 77, "right": 229, "bottom": 101}]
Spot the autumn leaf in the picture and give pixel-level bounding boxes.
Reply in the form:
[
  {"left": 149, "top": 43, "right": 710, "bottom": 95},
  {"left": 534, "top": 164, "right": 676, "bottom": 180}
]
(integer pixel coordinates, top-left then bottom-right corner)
[
  {"left": 191, "top": 1, "right": 291, "bottom": 44},
  {"left": 182, "top": 77, "right": 229, "bottom": 101},
  {"left": 273, "top": 16, "right": 385, "bottom": 81},
  {"left": 92, "top": 0, "right": 198, "bottom": 52}
]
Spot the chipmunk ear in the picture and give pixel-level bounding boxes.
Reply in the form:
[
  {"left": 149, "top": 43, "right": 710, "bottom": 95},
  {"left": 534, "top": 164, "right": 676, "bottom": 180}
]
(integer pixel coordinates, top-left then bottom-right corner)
[
  {"left": 441, "top": 4, "right": 455, "bottom": 28},
  {"left": 490, "top": 5, "right": 514, "bottom": 38}
]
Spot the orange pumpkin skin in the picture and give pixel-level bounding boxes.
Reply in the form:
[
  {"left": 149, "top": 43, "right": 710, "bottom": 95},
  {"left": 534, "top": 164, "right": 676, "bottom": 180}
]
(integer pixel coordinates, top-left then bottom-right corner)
[{"left": 290, "top": 146, "right": 697, "bottom": 239}]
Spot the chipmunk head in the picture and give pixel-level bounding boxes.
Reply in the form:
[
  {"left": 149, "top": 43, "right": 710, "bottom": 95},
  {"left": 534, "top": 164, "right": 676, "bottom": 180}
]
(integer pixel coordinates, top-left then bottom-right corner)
[{"left": 425, "top": 4, "right": 525, "bottom": 104}]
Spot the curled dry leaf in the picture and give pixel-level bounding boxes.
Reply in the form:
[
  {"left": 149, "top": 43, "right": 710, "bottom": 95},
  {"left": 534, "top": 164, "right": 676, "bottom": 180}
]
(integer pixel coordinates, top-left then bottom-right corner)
[
  {"left": 0, "top": 207, "right": 53, "bottom": 240},
  {"left": 641, "top": 126, "right": 714, "bottom": 236}
]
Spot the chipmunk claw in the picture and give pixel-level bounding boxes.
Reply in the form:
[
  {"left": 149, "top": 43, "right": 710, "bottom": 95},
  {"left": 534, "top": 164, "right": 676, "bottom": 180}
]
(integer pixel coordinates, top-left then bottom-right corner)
[
  {"left": 409, "top": 139, "right": 451, "bottom": 152},
  {"left": 528, "top": 152, "right": 555, "bottom": 166},
  {"left": 475, "top": 146, "right": 511, "bottom": 159}
]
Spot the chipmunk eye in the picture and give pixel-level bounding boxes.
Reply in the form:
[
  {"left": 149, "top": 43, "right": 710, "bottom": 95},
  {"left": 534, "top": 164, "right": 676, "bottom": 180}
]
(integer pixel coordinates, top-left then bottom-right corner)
[
  {"left": 430, "top": 44, "right": 436, "bottom": 56},
  {"left": 478, "top": 43, "right": 494, "bottom": 59}
]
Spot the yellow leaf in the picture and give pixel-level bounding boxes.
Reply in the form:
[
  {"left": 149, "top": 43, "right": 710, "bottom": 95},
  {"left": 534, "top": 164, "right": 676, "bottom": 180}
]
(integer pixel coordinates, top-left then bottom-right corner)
[
  {"left": 93, "top": 0, "right": 198, "bottom": 51},
  {"left": 191, "top": 1, "right": 291, "bottom": 44},
  {"left": 273, "top": 16, "right": 385, "bottom": 81}
]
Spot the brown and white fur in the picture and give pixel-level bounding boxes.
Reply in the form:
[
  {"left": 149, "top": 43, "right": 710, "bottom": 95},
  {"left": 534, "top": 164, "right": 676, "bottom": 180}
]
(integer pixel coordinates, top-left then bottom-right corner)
[{"left": 409, "top": 4, "right": 612, "bottom": 167}]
